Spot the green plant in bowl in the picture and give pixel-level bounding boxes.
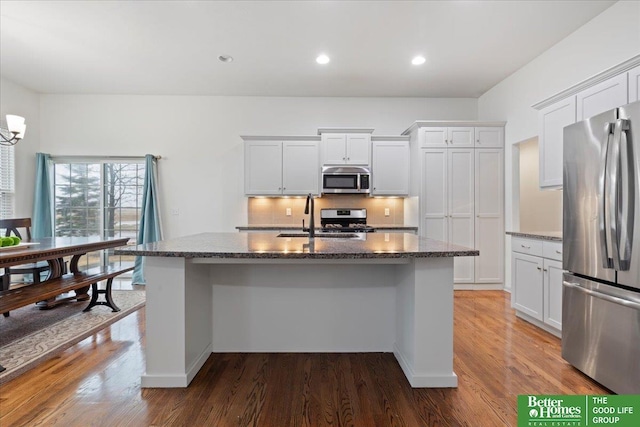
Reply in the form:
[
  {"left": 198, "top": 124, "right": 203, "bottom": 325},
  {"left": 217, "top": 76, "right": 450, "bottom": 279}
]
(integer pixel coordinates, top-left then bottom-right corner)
[
  {"left": 1, "top": 237, "right": 14, "bottom": 247},
  {"left": 10, "top": 236, "right": 21, "bottom": 245}
]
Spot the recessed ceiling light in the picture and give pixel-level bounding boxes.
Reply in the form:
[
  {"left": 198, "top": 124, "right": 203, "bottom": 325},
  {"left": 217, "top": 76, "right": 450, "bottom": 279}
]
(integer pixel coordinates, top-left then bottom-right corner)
[
  {"left": 218, "top": 55, "right": 234, "bottom": 63},
  {"left": 412, "top": 56, "right": 426, "bottom": 65},
  {"left": 316, "top": 54, "right": 330, "bottom": 65}
]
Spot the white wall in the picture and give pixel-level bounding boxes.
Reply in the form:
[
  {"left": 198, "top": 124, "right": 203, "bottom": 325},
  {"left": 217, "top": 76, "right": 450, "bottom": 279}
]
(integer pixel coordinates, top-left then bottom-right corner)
[
  {"left": 0, "top": 77, "right": 40, "bottom": 219},
  {"left": 39, "top": 95, "right": 477, "bottom": 237},
  {"left": 478, "top": 1, "right": 640, "bottom": 289}
]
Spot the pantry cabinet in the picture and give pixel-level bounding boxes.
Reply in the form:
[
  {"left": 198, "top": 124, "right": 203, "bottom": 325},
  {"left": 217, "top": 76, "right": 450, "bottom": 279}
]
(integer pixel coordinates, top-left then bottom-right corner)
[
  {"left": 244, "top": 139, "right": 320, "bottom": 196},
  {"left": 422, "top": 148, "right": 475, "bottom": 283}
]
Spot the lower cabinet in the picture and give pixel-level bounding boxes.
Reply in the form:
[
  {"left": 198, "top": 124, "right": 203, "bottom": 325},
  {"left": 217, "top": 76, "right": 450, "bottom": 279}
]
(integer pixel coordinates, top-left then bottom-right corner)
[{"left": 511, "top": 237, "right": 563, "bottom": 335}]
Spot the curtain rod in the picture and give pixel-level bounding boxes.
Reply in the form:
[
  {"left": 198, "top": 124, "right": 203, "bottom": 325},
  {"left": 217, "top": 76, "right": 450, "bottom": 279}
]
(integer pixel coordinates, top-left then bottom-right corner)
[{"left": 50, "top": 155, "right": 161, "bottom": 161}]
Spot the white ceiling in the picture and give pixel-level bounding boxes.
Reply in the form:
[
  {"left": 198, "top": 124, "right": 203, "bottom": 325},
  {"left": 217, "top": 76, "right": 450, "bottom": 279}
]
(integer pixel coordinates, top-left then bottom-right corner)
[{"left": 0, "top": 0, "right": 616, "bottom": 97}]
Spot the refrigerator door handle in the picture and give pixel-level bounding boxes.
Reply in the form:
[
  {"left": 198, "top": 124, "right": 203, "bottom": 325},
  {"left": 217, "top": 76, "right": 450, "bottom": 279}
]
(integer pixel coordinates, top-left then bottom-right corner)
[
  {"left": 600, "top": 122, "right": 614, "bottom": 268},
  {"left": 614, "top": 118, "right": 634, "bottom": 271},
  {"left": 607, "top": 119, "right": 622, "bottom": 270},
  {"left": 563, "top": 281, "right": 640, "bottom": 311}
]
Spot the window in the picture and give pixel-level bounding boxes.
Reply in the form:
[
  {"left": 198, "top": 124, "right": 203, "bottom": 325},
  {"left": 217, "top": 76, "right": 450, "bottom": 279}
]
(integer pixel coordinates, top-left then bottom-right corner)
[
  {"left": 53, "top": 160, "right": 145, "bottom": 269},
  {"left": 0, "top": 144, "right": 15, "bottom": 219}
]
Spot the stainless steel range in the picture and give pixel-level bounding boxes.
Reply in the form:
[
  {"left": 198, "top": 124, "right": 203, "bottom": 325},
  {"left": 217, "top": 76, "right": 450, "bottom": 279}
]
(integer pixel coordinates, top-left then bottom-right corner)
[{"left": 320, "top": 209, "right": 376, "bottom": 233}]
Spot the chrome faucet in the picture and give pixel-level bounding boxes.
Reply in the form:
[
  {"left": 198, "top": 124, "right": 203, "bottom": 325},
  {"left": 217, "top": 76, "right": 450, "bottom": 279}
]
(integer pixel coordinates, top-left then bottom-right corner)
[{"left": 304, "top": 193, "right": 315, "bottom": 239}]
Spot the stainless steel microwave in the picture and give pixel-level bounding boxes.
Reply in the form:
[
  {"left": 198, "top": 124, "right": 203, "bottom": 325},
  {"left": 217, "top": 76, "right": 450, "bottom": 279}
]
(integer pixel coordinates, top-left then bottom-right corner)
[{"left": 321, "top": 166, "right": 371, "bottom": 194}]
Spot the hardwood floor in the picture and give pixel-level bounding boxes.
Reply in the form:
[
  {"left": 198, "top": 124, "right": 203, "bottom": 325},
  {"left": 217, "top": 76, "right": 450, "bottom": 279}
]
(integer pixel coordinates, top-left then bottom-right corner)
[{"left": 0, "top": 291, "right": 608, "bottom": 426}]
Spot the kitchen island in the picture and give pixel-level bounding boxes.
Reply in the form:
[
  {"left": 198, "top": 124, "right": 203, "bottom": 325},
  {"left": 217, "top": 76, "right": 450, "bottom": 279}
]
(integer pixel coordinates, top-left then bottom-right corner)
[{"left": 116, "top": 232, "right": 477, "bottom": 388}]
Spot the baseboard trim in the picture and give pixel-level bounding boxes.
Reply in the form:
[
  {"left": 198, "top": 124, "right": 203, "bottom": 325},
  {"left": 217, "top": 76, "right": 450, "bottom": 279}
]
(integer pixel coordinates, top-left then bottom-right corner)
[{"left": 393, "top": 343, "right": 458, "bottom": 388}]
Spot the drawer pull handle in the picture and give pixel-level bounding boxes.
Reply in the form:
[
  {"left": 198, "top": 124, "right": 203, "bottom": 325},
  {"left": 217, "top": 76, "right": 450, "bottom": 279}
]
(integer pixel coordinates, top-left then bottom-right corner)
[
  {"left": 521, "top": 244, "right": 531, "bottom": 249},
  {"left": 555, "top": 250, "right": 562, "bottom": 254}
]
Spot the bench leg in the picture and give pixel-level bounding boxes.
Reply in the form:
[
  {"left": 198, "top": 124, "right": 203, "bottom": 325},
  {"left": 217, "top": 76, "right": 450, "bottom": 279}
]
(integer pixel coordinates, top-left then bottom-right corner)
[{"left": 83, "top": 278, "right": 120, "bottom": 312}]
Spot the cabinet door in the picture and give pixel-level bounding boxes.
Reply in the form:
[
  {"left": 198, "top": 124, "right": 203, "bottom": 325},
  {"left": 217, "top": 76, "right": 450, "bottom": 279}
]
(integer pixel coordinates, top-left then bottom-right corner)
[
  {"left": 475, "top": 149, "right": 504, "bottom": 283},
  {"left": 543, "top": 259, "right": 563, "bottom": 330},
  {"left": 539, "top": 97, "right": 576, "bottom": 188},
  {"left": 421, "top": 127, "right": 448, "bottom": 148},
  {"left": 474, "top": 127, "right": 504, "bottom": 148},
  {"left": 282, "top": 141, "right": 319, "bottom": 195},
  {"left": 371, "top": 141, "right": 409, "bottom": 195},
  {"left": 449, "top": 149, "right": 475, "bottom": 283},
  {"left": 512, "top": 252, "right": 543, "bottom": 321},
  {"left": 629, "top": 65, "right": 640, "bottom": 103},
  {"left": 447, "top": 127, "right": 474, "bottom": 148},
  {"left": 244, "top": 141, "right": 283, "bottom": 195},
  {"left": 346, "top": 134, "right": 371, "bottom": 165},
  {"left": 323, "top": 134, "right": 347, "bottom": 164},
  {"left": 421, "top": 149, "right": 448, "bottom": 242},
  {"left": 577, "top": 73, "right": 628, "bottom": 121}
]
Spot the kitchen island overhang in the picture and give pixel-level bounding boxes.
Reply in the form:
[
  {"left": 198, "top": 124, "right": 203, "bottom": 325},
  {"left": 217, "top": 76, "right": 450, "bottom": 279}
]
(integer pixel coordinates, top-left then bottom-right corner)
[{"left": 116, "top": 232, "right": 478, "bottom": 388}]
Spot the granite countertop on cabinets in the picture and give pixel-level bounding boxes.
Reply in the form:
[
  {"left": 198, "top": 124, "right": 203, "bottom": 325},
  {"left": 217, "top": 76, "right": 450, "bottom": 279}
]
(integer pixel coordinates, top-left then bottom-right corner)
[
  {"left": 115, "top": 232, "right": 477, "bottom": 259},
  {"left": 506, "top": 231, "right": 562, "bottom": 242},
  {"left": 236, "top": 225, "right": 419, "bottom": 232}
]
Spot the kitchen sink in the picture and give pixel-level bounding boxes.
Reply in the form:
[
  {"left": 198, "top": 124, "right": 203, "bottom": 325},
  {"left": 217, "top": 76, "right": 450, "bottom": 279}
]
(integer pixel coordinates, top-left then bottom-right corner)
[{"left": 276, "top": 233, "right": 358, "bottom": 238}]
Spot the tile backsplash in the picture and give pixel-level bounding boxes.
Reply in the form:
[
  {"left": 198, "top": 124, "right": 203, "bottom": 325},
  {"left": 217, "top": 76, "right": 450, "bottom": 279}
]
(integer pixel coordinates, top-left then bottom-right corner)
[{"left": 248, "top": 195, "right": 405, "bottom": 226}]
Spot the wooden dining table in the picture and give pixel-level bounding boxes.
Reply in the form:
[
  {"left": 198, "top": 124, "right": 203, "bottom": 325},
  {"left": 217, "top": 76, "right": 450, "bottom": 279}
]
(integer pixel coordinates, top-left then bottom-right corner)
[{"left": 0, "top": 236, "right": 131, "bottom": 372}]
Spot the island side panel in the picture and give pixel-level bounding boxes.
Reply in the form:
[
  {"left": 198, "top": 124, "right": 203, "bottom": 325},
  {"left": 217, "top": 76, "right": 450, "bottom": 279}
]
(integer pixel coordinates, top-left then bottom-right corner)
[
  {"left": 209, "top": 263, "right": 396, "bottom": 352},
  {"left": 142, "top": 257, "right": 212, "bottom": 388},
  {"left": 394, "top": 257, "right": 457, "bottom": 388}
]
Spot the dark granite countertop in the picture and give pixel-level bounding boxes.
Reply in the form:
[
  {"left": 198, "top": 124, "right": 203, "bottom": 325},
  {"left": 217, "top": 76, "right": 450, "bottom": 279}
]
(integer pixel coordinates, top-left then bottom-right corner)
[
  {"left": 506, "top": 231, "right": 562, "bottom": 242},
  {"left": 236, "top": 225, "right": 418, "bottom": 231},
  {"left": 115, "top": 232, "right": 477, "bottom": 259}
]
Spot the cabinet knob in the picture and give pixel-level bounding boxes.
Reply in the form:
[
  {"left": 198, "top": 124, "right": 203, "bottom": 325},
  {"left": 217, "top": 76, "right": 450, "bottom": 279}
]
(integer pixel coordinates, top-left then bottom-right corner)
[
  {"left": 521, "top": 244, "right": 530, "bottom": 249},
  {"left": 537, "top": 266, "right": 542, "bottom": 271},
  {"left": 343, "top": 157, "right": 346, "bottom": 160},
  {"left": 555, "top": 250, "right": 562, "bottom": 254},
  {"left": 477, "top": 139, "right": 480, "bottom": 143},
  {"left": 283, "top": 187, "right": 286, "bottom": 190},
  {"left": 543, "top": 268, "right": 548, "bottom": 272},
  {"left": 347, "top": 157, "right": 350, "bottom": 160},
  {"left": 445, "top": 139, "right": 448, "bottom": 144},
  {"left": 278, "top": 187, "right": 282, "bottom": 190}
]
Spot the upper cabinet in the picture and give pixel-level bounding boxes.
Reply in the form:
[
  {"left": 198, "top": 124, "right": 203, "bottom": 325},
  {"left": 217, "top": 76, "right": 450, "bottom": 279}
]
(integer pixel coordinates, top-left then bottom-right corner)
[
  {"left": 320, "top": 129, "right": 373, "bottom": 165},
  {"left": 534, "top": 56, "right": 640, "bottom": 189},
  {"left": 538, "top": 97, "right": 576, "bottom": 188},
  {"left": 371, "top": 140, "right": 410, "bottom": 196},
  {"left": 630, "top": 64, "right": 640, "bottom": 103},
  {"left": 475, "top": 127, "right": 504, "bottom": 148},
  {"left": 244, "top": 138, "right": 320, "bottom": 196},
  {"left": 576, "top": 73, "right": 628, "bottom": 121},
  {"left": 421, "top": 127, "right": 474, "bottom": 148}
]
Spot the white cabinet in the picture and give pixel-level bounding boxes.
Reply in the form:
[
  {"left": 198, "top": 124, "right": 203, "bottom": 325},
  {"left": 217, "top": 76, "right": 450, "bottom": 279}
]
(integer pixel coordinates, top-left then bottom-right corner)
[
  {"left": 322, "top": 133, "right": 371, "bottom": 165},
  {"left": 576, "top": 73, "right": 628, "bottom": 121},
  {"left": 422, "top": 148, "right": 475, "bottom": 283},
  {"left": 629, "top": 64, "right": 640, "bottom": 103},
  {"left": 245, "top": 140, "right": 283, "bottom": 195},
  {"left": 511, "top": 237, "right": 563, "bottom": 334},
  {"left": 420, "top": 127, "right": 474, "bottom": 148},
  {"left": 244, "top": 140, "right": 319, "bottom": 196},
  {"left": 475, "top": 149, "right": 504, "bottom": 283},
  {"left": 474, "top": 127, "right": 504, "bottom": 148},
  {"left": 538, "top": 97, "right": 576, "bottom": 188},
  {"left": 371, "top": 141, "right": 409, "bottom": 196}
]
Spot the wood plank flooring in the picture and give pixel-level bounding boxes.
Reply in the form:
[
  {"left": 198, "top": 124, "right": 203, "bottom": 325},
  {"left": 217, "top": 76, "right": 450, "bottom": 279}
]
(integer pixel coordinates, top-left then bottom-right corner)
[{"left": 0, "top": 291, "right": 608, "bottom": 426}]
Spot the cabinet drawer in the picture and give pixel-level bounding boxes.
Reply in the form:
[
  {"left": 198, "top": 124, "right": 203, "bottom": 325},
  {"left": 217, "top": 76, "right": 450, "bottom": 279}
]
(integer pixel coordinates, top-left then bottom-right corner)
[
  {"left": 511, "top": 237, "right": 543, "bottom": 256},
  {"left": 543, "top": 241, "right": 563, "bottom": 261}
]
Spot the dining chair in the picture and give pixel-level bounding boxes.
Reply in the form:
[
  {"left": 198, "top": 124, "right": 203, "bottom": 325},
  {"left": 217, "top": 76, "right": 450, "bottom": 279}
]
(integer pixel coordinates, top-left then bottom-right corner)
[{"left": 0, "top": 218, "right": 52, "bottom": 291}]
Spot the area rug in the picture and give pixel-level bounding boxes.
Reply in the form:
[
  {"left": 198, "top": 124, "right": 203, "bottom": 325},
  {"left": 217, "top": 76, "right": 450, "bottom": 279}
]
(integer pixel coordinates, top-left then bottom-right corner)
[{"left": 0, "top": 290, "right": 145, "bottom": 384}]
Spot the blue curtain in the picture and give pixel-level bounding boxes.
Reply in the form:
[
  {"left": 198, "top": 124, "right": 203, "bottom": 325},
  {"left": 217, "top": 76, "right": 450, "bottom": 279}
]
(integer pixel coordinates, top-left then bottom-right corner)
[
  {"left": 32, "top": 153, "right": 54, "bottom": 238},
  {"left": 132, "top": 154, "right": 162, "bottom": 285}
]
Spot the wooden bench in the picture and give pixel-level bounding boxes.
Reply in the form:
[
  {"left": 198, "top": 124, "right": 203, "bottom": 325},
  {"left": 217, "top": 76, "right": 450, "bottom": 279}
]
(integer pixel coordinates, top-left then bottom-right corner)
[{"left": 0, "top": 264, "right": 134, "bottom": 315}]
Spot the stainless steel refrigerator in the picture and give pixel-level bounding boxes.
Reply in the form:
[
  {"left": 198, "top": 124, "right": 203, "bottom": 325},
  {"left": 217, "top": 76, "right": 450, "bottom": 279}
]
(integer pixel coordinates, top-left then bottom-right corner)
[{"left": 563, "top": 100, "right": 640, "bottom": 394}]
